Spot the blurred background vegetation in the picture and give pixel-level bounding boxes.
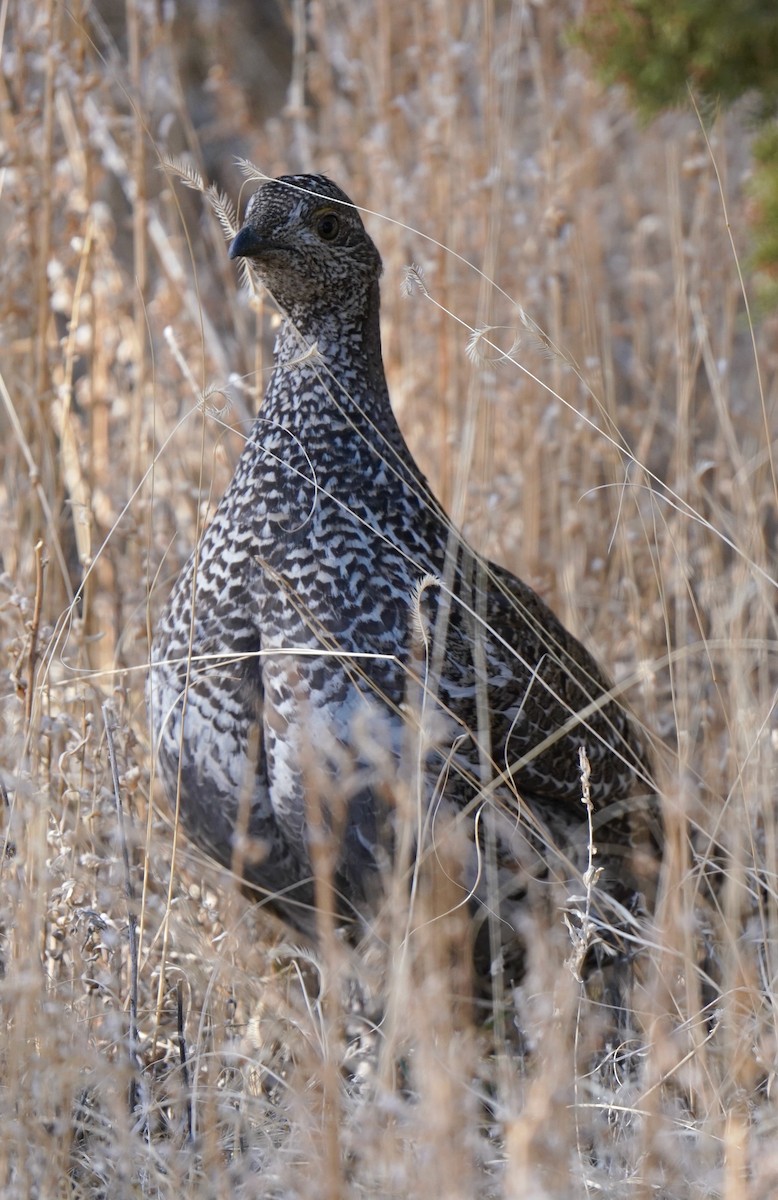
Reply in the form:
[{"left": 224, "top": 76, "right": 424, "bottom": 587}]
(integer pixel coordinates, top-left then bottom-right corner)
[{"left": 578, "top": 0, "right": 778, "bottom": 299}]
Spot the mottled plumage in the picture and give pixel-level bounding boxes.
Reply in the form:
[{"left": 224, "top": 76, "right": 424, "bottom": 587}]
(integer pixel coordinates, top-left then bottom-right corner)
[{"left": 148, "top": 174, "right": 654, "bottom": 962}]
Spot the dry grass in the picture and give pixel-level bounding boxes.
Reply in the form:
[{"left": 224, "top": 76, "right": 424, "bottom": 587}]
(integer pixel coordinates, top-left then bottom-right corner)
[{"left": 1, "top": 0, "right": 776, "bottom": 1196}]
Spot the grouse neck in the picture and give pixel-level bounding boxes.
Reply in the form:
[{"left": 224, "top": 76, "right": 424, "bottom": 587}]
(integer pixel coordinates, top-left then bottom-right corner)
[
  {"left": 272, "top": 279, "right": 385, "bottom": 390},
  {"left": 262, "top": 279, "right": 427, "bottom": 489}
]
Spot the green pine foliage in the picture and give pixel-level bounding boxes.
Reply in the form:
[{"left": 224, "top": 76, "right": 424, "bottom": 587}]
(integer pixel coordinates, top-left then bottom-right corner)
[
  {"left": 577, "top": 0, "right": 778, "bottom": 115},
  {"left": 752, "top": 124, "right": 778, "bottom": 292}
]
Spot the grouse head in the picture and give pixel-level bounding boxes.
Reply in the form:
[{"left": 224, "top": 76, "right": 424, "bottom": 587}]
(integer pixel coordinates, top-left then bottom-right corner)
[{"left": 229, "top": 174, "right": 383, "bottom": 326}]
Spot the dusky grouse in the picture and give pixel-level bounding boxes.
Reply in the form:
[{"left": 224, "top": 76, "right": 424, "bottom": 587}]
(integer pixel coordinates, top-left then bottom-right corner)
[{"left": 149, "top": 174, "right": 654, "bottom": 970}]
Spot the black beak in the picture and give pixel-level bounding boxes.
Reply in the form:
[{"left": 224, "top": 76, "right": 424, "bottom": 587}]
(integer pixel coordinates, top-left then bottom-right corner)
[{"left": 229, "top": 225, "right": 270, "bottom": 260}]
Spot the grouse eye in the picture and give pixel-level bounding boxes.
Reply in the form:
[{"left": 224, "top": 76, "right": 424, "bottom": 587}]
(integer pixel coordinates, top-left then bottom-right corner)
[{"left": 315, "top": 211, "right": 340, "bottom": 241}]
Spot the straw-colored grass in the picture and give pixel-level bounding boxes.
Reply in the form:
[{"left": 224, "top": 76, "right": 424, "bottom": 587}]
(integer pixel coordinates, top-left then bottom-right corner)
[{"left": 1, "top": 0, "right": 776, "bottom": 1196}]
